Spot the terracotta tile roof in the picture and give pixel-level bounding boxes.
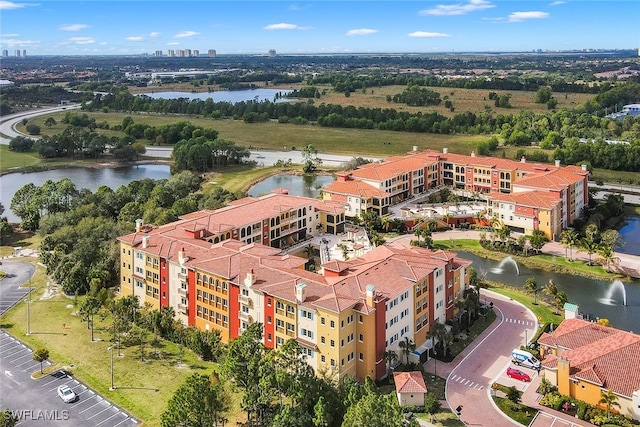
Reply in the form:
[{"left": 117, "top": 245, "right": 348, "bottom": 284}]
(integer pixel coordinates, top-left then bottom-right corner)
[
  {"left": 489, "top": 190, "right": 562, "bottom": 210},
  {"left": 419, "top": 149, "right": 556, "bottom": 173},
  {"left": 394, "top": 371, "right": 428, "bottom": 394},
  {"left": 512, "top": 167, "right": 587, "bottom": 191},
  {"left": 541, "top": 318, "right": 640, "bottom": 397},
  {"left": 322, "top": 179, "right": 388, "bottom": 199},
  {"left": 350, "top": 155, "right": 431, "bottom": 181}
]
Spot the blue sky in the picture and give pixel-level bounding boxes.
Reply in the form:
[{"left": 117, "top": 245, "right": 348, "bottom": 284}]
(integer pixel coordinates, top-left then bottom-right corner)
[{"left": 1, "top": 0, "right": 639, "bottom": 55}]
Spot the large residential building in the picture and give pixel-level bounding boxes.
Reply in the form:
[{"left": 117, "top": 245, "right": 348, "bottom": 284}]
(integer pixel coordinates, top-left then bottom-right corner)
[
  {"left": 322, "top": 148, "right": 589, "bottom": 240},
  {"left": 118, "top": 193, "right": 471, "bottom": 381},
  {"left": 538, "top": 318, "right": 640, "bottom": 421}
]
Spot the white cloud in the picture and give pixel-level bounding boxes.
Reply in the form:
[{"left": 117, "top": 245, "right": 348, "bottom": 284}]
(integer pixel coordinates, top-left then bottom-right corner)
[
  {"left": 263, "top": 23, "right": 309, "bottom": 30},
  {"left": 419, "top": 0, "right": 495, "bottom": 16},
  {"left": 408, "top": 31, "right": 451, "bottom": 38},
  {"left": 549, "top": 0, "right": 566, "bottom": 5},
  {"left": 1, "top": 33, "right": 19, "bottom": 37},
  {"left": 509, "top": 11, "right": 549, "bottom": 22},
  {"left": 0, "top": 1, "right": 38, "bottom": 10},
  {"left": 346, "top": 28, "right": 378, "bottom": 36},
  {"left": 59, "top": 23, "right": 89, "bottom": 31},
  {"left": 149, "top": 32, "right": 160, "bottom": 37},
  {"left": 1, "top": 38, "right": 39, "bottom": 47},
  {"left": 174, "top": 30, "right": 198, "bottom": 38},
  {"left": 126, "top": 36, "right": 145, "bottom": 42},
  {"left": 166, "top": 42, "right": 179, "bottom": 46},
  {"left": 69, "top": 36, "right": 95, "bottom": 45}
]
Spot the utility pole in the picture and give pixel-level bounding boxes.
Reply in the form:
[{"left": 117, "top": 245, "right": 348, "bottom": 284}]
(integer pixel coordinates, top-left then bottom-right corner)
[{"left": 108, "top": 346, "right": 115, "bottom": 390}]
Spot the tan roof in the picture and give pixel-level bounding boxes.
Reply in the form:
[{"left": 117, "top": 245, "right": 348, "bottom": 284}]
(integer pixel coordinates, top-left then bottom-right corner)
[
  {"left": 394, "top": 371, "right": 428, "bottom": 394},
  {"left": 350, "top": 155, "right": 432, "bottom": 181}
]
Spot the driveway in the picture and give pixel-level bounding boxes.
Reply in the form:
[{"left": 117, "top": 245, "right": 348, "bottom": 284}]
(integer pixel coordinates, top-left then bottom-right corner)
[{"left": 422, "top": 291, "right": 538, "bottom": 427}]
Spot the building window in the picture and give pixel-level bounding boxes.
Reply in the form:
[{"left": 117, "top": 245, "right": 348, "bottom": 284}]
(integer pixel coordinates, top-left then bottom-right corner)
[
  {"left": 321, "top": 336, "right": 326, "bottom": 344},
  {"left": 330, "top": 339, "right": 335, "bottom": 348},
  {"left": 330, "top": 320, "right": 335, "bottom": 329},
  {"left": 359, "top": 353, "right": 364, "bottom": 361},
  {"left": 321, "top": 355, "right": 326, "bottom": 363}
]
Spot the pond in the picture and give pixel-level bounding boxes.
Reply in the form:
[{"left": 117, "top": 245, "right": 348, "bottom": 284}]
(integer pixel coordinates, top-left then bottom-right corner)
[
  {"left": 0, "top": 165, "right": 172, "bottom": 223},
  {"left": 143, "top": 88, "right": 292, "bottom": 103},
  {"left": 618, "top": 216, "right": 640, "bottom": 256},
  {"left": 457, "top": 251, "right": 639, "bottom": 332},
  {"left": 248, "top": 174, "right": 335, "bottom": 199}
]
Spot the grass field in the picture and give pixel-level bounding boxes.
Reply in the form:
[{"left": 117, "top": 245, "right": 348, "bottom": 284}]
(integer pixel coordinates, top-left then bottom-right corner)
[
  {"left": 0, "top": 261, "right": 244, "bottom": 427},
  {"left": 128, "top": 82, "right": 593, "bottom": 117}
]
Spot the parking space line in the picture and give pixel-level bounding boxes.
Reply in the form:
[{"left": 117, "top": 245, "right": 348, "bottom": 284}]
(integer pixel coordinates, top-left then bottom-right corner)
[
  {"left": 112, "top": 416, "right": 136, "bottom": 427},
  {"left": 95, "top": 412, "right": 122, "bottom": 426},
  {"left": 7, "top": 353, "right": 33, "bottom": 364},
  {"left": 79, "top": 400, "right": 104, "bottom": 414},
  {"left": 86, "top": 405, "right": 114, "bottom": 420},
  {"left": 41, "top": 376, "right": 64, "bottom": 387}
]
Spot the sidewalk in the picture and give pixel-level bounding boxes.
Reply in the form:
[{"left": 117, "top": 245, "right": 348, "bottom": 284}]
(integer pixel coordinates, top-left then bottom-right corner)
[{"left": 521, "top": 375, "right": 595, "bottom": 427}]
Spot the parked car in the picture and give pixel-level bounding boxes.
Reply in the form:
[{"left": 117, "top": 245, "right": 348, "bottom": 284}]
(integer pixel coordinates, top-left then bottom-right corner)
[
  {"left": 511, "top": 349, "right": 540, "bottom": 369},
  {"left": 57, "top": 385, "right": 77, "bottom": 403},
  {"left": 506, "top": 367, "right": 531, "bottom": 382}
]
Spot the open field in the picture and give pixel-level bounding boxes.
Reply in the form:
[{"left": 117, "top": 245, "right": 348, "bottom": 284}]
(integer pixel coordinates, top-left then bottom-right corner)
[
  {"left": 128, "top": 82, "right": 593, "bottom": 117},
  {"left": 0, "top": 262, "right": 244, "bottom": 427}
]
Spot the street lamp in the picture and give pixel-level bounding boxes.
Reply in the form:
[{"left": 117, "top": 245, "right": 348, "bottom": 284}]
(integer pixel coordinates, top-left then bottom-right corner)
[
  {"left": 432, "top": 349, "right": 438, "bottom": 379},
  {"left": 25, "top": 286, "right": 33, "bottom": 335},
  {"left": 108, "top": 346, "right": 115, "bottom": 391}
]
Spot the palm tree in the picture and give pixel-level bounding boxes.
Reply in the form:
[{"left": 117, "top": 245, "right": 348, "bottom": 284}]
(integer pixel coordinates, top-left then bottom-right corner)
[
  {"left": 580, "top": 238, "right": 599, "bottom": 266},
  {"left": 597, "top": 245, "right": 615, "bottom": 272},
  {"left": 383, "top": 350, "right": 398, "bottom": 379},
  {"left": 543, "top": 279, "right": 558, "bottom": 298},
  {"left": 303, "top": 243, "right": 315, "bottom": 260},
  {"left": 524, "top": 277, "right": 539, "bottom": 304},
  {"left": 560, "top": 229, "right": 579, "bottom": 261},
  {"left": 398, "top": 337, "right": 416, "bottom": 365},
  {"left": 598, "top": 389, "right": 620, "bottom": 419},
  {"left": 553, "top": 291, "right": 568, "bottom": 314}
]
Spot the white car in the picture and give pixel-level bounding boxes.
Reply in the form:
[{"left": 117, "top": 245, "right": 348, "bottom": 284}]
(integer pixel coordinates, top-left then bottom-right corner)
[{"left": 57, "top": 385, "right": 77, "bottom": 403}]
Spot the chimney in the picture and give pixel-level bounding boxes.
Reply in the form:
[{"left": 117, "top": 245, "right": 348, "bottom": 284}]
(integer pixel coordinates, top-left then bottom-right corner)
[
  {"left": 443, "top": 147, "right": 448, "bottom": 154},
  {"left": 554, "top": 159, "right": 561, "bottom": 167},
  {"left": 470, "top": 150, "right": 475, "bottom": 157},
  {"left": 413, "top": 145, "right": 418, "bottom": 152},
  {"left": 520, "top": 156, "right": 526, "bottom": 163},
  {"left": 135, "top": 218, "right": 143, "bottom": 232},
  {"left": 581, "top": 164, "right": 588, "bottom": 171},
  {"left": 178, "top": 247, "right": 188, "bottom": 265},
  {"left": 245, "top": 269, "right": 256, "bottom": 287},
  {"left": 295, "top": 283, "right": 307, "bottom": 303},
  {"left": 141, "top": 235, "right": 150, "bottom": 249},
  {"left": 365, "top": 284, "right": 376, "bottom": 307}
]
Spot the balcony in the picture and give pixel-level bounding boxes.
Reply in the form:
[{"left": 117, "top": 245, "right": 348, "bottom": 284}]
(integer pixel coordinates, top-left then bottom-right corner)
[
  {"left": 238, "top": 311, "right": 253, "bottom": 323},
  {"left": 177, "top": 302, "right": 188, "bottom": 314},
  {"left": 178, "top": 271, "right": 187, "bottom": 279},
  {"left": 178, "top": 287, "right": 188, "bottom": 297}
]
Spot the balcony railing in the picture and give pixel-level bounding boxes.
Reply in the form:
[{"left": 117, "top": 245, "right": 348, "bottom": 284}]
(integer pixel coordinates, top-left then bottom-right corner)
[
  {"left": 178, "top": 287, "right": 188, "bottom": 297},
  {"left": 177, "top": 303, "right": 188, "bottom": 314},
  {"left": 238, "top": 311, "right": 253, "bottom": 322}
]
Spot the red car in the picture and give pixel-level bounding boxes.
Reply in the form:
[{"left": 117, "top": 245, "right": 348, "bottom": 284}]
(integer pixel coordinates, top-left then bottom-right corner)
[{"left": 507, "top": 367, "right": 531, "bottom": 382}]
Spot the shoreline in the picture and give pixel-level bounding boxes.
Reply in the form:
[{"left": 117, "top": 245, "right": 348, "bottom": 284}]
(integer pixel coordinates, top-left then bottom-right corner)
[{"left": 0, "top": 158, "right": 173, "bottom": 177}]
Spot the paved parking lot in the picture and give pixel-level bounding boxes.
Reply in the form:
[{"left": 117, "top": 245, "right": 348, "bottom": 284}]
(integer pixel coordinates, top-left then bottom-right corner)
[
  {"left": 1, "top": 260, "right": 138, "bottom": 426},
  {"left": 0, "top": 331, "right": 138, "bottom": 427}
]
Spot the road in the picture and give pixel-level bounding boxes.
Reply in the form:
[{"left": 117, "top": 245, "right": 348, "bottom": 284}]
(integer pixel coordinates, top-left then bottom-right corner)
[
  {"left": 0, "top": 104, "right": 81, "bottom": 145},
  {"left": 0, "top": 261, "right": 138, "bottom": 426}
]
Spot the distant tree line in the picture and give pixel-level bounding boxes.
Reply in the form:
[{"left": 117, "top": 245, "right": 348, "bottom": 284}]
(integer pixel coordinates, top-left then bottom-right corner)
[
  {"left": 10, "top": 173, "right": 240, "bottom": 295},
  {"left": 0, "top": 85, "right": 88, "bottom": 108}
]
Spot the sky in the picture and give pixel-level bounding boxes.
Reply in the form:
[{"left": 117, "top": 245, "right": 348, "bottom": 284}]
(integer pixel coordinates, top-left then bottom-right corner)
[{"left": 1, "top": 0, "right": 639, "bottom": 56}]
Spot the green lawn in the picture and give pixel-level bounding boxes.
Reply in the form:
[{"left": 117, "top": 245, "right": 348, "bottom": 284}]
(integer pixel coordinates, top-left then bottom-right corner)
[
  {"left": 0, "top": 261, "right": 244, "bottom": 427},
  {"left": 0, "top": 145, "right": 42, "bottom": 172},
  {"left": 492, "top": 396, "right": 537, "bottom": 426}
]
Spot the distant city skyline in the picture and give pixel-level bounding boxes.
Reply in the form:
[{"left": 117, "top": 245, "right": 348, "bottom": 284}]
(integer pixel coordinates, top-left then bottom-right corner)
[{"left": 1, "top": 1, "right": 639, "bottom": 56}]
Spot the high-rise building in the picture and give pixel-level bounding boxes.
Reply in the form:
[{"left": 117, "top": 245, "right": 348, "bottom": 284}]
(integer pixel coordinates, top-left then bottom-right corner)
[
  {"left": 14, "top": 49, "right": 21, "bottom": 57},
  {"left": 208, "top": 49, "right": 216, "bottom": 58},
  {"left": 22, "top": 49, "right": 26, "bottom": 57},
  {"left": 1, "top": 49, "right": 8, "bottom": 58},
  {"left": 154, "top": 50, "right": 163, "bottom": 57},
  {"left": 184, "top": 48, "right": 192, "bottom": 57},
  {"left": 167, "top": 49, "right": 175, "bottom": 57},
  {"left": 192, "top": 49, "right": 199, "bottom": 57},
  {"left": 268, "top": 49, "right": 276, "bottom": 57}
]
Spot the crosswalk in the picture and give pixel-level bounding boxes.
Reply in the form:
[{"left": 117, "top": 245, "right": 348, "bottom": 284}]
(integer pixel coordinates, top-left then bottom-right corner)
[
  {"left": 503, "top": 317, "right": 536, "bottom": 327},
  {"left": 449, "top": 374, "right": 484, "bottom": 390}
]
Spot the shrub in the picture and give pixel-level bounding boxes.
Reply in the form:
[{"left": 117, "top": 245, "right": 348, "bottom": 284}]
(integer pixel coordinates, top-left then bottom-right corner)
[{"left": 26, "top": 123, "right": 41, "bottom": 135}]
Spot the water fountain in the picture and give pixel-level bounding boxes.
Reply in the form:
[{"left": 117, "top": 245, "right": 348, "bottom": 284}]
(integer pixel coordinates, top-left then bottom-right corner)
[
  {"left": 600, "top": 279, "right": 628, "bottom": 306},
  {"left": 490, "top": 256, "right": 520, "bottom": 276}
]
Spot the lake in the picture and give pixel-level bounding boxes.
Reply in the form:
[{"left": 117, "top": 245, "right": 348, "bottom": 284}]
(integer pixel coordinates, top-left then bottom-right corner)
[
  {"left": 248, "top": 174, "right": 335, "bottom": 198},
  {"left": 618, "top": 216, "right": 640, "bottom": 256},
  {"left": 0, "top": 165, "right": 171, "bottom": 223},
  {"left": 143, "top": 88, "right": 292, "bottom": 103},
  {"left": 458, "top": 251, "right": 639, "bottom": 332}
]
